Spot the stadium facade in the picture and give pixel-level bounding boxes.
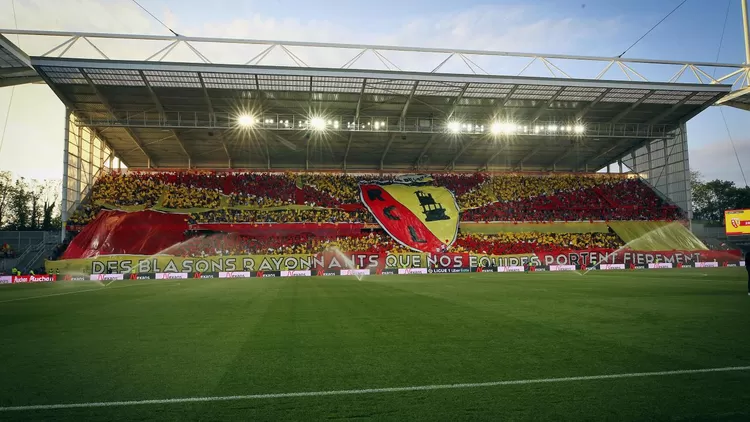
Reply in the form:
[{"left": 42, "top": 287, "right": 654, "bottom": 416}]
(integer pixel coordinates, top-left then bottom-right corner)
[{"left": 1, "top": 27, "right": 749, "bottom": 234}]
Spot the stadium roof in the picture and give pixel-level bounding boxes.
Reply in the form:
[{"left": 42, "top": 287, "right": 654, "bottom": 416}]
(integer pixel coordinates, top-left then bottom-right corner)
[
  {"left": 0, "top": 35, "right": 41, "bottom": 87},
  {"left": 0, "top": 30, "right": 743, "bottom": 172},
  {"left": 33, "top": 57, "right": 730, "bottom": 172}
]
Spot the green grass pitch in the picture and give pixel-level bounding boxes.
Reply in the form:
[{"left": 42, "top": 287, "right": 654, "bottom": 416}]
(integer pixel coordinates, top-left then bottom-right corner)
[{"left": 1, "top": 268, "right": 749, "bottom": 421}]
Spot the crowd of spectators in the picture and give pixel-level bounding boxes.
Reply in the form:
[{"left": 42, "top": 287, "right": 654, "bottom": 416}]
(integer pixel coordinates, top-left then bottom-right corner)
[
  {"left": 68, "top": 170, "right": 683, "bottom": 228},
  {"left": 166, "top": 232, "right": 410, "bottom": 257},
  {"left": 162, "top": 185, "right": 221, "bottom": 209},
  {"left": 188, "top": 208, "right": 374, "bottom": 224},
  {"left": 453, "top": 231, "right": 624, "bottom": 255},
  {"left": 165, "top": 230, "right": 625, "bottom": 257},
  {"left": 1, "top": 243, "right": 14, "bottom": 258}
]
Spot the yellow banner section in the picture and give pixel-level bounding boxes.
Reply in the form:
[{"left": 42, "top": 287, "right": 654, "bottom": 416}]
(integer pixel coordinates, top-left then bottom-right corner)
[
  {"left": 381, "top": 184, "right": 461, "bottom": 245},
  {"left": 460, "top": 222, "right": 610, "bottom": 234},
  {"left": 46, "top": 252, "right": 539, "bottom": 275},
  {"left": 608, "top": 221, "right": 707, "bottom": 251}
]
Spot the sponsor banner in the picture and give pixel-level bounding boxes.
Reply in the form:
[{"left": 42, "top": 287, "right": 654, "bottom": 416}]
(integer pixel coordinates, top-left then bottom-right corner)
[
  {"left": 280, "top": 270, "right": 312, "bottom": 277},
  {"left": 251, "top": 271, "right": 280, "bottom": 278},
  {"left": 219, "top": 271, "right": 250, "bottom": 278},
  {"left": 340, "top": 269, "right": 371, "bottom": 276},
  {"left": 740, "top": 261, "right": 745, "bottom": 267},
  {"left": 315, "top": 269, "right": 340, "bottom": 277},
  {"left": 89, "top": 273, "right": 124, "bottom": 281},
  {"left": 28, "top": 275, "right": 57, "bottom": 283},
  {"left": 155, "top": 272, "right": 188, "bottom": 279},
  {"left": 398, "top": 268, "right": 428, "bottom": 275},
  {"left": 62, "top": 275, "right": 87, "bottom": 281},
  {"left": 0, "top": 275, "right": 12, "bottom": 284},
  {"left": 360, "top": 175, "right": 460, "bottom": 253},
  {"left": 378, "top": 268, "right": 399, "bottom": 275},
  {"left": 599, "top": 264, "right": 626, "bottom": 271},
  {"left": 193, "top": 272, "right": 219, "bottom": 279},
  {"left": 648, "top": 263, "right": 673, "bottom": 269},
  {"left": 497, "top": 266, "right": 525, "bottom": 272},
  {"left": 428, "top": 267, "right": 471, "bottom": 274},
  {"left": 725, "top": 209, "right": 750, "bottom": 235},
  {"left": 131, "top": 274, "right": 153, "bottom": 280},
  {"left": 694, "top": 262, "right": 719, "bottom": 268},
  {"left": 471, "top": 267, "right": 496, "bottom": 273},
  {"left": 549, "top": 265, "right": 577, "bottom": 272}
]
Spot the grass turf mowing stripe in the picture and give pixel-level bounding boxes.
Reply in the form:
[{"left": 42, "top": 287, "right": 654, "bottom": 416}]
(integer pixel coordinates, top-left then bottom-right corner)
[
  {"left": 0, "top": 280, "right": 173, "bottom": 304},
  {"left": 2, "top": 366, "right": 749, "bottom": 412}
]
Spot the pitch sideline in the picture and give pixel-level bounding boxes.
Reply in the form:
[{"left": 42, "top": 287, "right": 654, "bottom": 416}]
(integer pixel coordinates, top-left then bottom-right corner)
[{"left": 1, "top": 365, "right": 749, "bottom": 412}]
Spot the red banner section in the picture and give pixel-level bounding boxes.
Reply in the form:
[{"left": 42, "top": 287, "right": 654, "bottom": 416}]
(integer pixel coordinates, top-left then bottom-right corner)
[
  {"left": 360, "top": 183, "right": 445, "bottom": 253},
  {"left": 189, "top": 222, "right": 364, "bottom": 237},
  {"left": 63, "top": 210, "right": 188, "bottom": 259},
  {"left": 535, "top": 249, "right": 742, "bottom": 267}
]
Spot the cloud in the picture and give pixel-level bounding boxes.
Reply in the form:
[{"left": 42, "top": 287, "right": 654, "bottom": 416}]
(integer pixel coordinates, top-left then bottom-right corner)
[{"left": 689, "top": 139, "right": 750, "bottom": 186}]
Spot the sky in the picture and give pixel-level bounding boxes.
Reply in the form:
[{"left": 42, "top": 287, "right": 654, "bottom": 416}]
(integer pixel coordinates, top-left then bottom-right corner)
[{"left": 0, "top": 0, "right": 748, "bottom": 185}]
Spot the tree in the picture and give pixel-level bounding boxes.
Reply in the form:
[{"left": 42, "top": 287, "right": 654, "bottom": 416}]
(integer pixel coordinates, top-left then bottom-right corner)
[
  {"left": 692, "top": 171, "right": 750, "bottom": 225},
  {"left": 7, "top": 178, "right": 31, "bottom": 230},
  {"left": 1, "top": 174, "right": 62, "bottom": 231},
  {"left": 41, "top": 180, "right": 62, "bottom": 231},
  {"left": 0, "top": 171, "right": 13, "bottom": 228}
]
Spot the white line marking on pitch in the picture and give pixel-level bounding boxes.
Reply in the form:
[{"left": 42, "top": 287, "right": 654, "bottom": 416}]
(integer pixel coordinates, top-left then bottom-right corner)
[
  {"left": 0, "top": 281, "right": 157, "bottom": 304},
  {"left": 1, "top": 365, "right": 749, "bottom": 412}
]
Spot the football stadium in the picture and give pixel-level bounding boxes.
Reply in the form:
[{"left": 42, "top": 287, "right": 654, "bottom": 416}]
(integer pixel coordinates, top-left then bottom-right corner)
[{"left": 2, "top": 2, "right": 750, "bottom": 420}]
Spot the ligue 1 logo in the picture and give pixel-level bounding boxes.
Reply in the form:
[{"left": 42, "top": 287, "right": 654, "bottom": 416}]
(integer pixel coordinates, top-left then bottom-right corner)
[{"left": 731, "top": 218, "right": 740, "bottom": 228}]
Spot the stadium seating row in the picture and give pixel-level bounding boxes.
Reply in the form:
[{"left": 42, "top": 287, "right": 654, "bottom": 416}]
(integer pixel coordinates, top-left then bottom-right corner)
[{"left": 164, "top": 231, "right": 624, "bottom": 257}]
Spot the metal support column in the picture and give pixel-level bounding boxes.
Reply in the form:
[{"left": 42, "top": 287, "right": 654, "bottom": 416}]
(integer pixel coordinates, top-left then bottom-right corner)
[
  {"left": 60, "top": 108, "right": 71, "bottom": 241},
  {"left": 76, "top": 120, "right": 82, "bottom": 206},
  {"left": 743, "top": 0, "right": 750, "bottom": 63}
]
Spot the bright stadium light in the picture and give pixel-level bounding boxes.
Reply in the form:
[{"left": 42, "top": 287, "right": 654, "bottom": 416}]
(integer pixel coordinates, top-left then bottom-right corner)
[
  {"left": 310, "top": 117, "right": 326, "bottom": 131},
  {"left": 237, "top": 115, "right": 256, "bottom": 127},
  {"left": 490, "top": 122, "right": 503, "bottom": 134},
  {"left": 574, "top": 124, "right": 585, "bottom": 134},
  {"left": 548, "top": 125, "right": 558, "bottom": 132},
  {"left": 447, "top": 121, "right": 461, "bottom": 133}
]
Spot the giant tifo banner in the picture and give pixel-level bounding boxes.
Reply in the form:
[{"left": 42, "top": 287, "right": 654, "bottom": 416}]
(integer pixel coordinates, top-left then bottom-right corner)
[
  {"left": 725, "top": 209, "right": 750, "bottom": 235},
  {"left": 535, "top": 249, "right": 742, "bottom": 267},
  {"left": 359, "top": 175, "right": 460, "bottom": 253},
  {"left": 48, "top": 252, "right": 534, "bottom": 275},
  {"left": 45, "top": 249, "right": 742, "bottom": 275}
]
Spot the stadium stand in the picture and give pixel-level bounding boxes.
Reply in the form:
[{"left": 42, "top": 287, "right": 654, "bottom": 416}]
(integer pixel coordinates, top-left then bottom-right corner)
[{"left": 58, "top": 170, "right": 691, "bottom": 260}]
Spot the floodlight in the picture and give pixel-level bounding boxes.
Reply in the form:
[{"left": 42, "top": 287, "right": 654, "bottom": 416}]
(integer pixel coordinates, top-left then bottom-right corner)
[
  {"left": 447, "top": 121, "right": 461, "bottom": 133},
  {"left": 549, "top": 125, "right": 558, "bottom": 132},
  {"left": 310, "top": 117, "right": 326, "bottom": 131},
  {"left": 237, "top": 115, "right": 256, "bottom": 127},
  {"left": 490, "top": 122, "right": 503, "bottom": 134},
  {"left": 574, "top": 124, "right": 585, "bottom": 134}
]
